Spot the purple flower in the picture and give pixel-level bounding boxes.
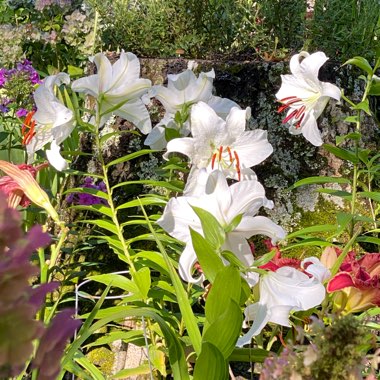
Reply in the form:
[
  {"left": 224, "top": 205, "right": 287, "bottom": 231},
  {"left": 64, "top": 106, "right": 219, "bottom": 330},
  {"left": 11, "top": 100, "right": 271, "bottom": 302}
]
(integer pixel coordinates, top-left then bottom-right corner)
[
  {"left": 67, "top": 177, "right": 108, "bottom": 206},
  {"left": 0, "top": 69, "right": 7, "bottom": 87},
  {"left": 33, "top": 309, "right": 81, "bottom": 380},
  {"left": 0, "top": 193, "right": 80, "bottom": 378},
  {"left": 15, "top": 108, "right": 28, "bottom": 117}
]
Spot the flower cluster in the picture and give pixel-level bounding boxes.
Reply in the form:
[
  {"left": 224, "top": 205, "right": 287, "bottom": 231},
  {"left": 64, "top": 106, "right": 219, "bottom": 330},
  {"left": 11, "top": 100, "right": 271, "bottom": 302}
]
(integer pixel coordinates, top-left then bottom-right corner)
[
  {"left": 0, "top": 59, "right": 40, "bottom": 116},
  {"left": 144, "top": 54, "right": 342, "bottom": 343},
  {"left": 0, "top": 24, "right": 25, "bottom": 67},
  {"left": 260, "top": 314, "right": 374, "bottom": 380},
  {"left": 66, "top": 177, "right": 108, "bottom": 206},
  {"left": 61, "top": 9, "right": 98, "bottom": 55},
  {"left": 0, "top": 193, "right": 80, "bottom": 378}
]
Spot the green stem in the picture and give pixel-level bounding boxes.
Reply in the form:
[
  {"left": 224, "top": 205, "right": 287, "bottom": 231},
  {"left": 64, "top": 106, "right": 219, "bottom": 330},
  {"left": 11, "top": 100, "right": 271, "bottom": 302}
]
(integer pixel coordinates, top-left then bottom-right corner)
[{"left": 94, "top": 103, "right": 136, "bottom": 273}]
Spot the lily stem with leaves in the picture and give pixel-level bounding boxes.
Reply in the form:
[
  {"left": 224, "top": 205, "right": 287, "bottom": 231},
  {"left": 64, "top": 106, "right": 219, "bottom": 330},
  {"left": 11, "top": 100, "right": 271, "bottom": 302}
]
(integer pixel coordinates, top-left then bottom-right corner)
[{"left": 94, "top": 105, "right": 137, "bottom": 274}]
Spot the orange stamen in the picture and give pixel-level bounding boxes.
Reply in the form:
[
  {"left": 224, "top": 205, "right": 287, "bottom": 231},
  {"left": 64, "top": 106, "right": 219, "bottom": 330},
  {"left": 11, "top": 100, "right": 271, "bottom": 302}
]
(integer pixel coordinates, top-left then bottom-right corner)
[
  {"left": 234, "top": 150, "right": 241, "bottom": 181},
  {"left": 282, "top": 109, "right": 298, "bottom": 124},
  {"left": 211, "top": 153, "right": 217, "bottom": 170},
  {"left": 21, "top": 111, "right": 36, "bottom": 145},
  {"left": 218, "top": 146, "right": 223, "bottom": 161},
  {"left": 227, "top": 146, "right": 233, "bottom": 163}
]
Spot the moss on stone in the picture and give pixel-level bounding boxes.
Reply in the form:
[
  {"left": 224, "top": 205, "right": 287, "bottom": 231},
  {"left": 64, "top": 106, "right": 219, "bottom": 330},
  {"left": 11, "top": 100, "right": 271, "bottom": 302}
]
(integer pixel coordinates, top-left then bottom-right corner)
[{"left": 87, "top": 346, "right": 115, "bottom": 376}]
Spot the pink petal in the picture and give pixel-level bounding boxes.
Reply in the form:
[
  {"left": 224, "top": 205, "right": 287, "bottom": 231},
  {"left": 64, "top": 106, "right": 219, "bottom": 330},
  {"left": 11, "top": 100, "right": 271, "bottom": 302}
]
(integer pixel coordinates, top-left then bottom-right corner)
[{"left": 327, "top": 272, "right": 355, "bottom": 292}]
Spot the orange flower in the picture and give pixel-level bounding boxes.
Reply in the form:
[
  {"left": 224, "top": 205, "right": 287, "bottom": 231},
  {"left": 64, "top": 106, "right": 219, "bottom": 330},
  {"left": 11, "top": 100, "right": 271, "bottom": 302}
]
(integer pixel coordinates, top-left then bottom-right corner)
[{"left": 0, "top": 160, "right": 59, "bottom": 222}]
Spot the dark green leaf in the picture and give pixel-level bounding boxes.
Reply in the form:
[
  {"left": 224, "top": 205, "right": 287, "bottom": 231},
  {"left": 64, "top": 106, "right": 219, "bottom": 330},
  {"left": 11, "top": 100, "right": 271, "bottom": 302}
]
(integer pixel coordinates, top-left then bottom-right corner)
[
  {"left": 290, "top": 176, "right": 351, "bottom": 190},
  {"left": 323, "top": 144, "right": 359, "bottom": 163},
  {"left": 344, "top": 57, "right": 373, "bottom": 75},
  {"left": 193, "top": 342, "right": 228, "bottom": 380}
]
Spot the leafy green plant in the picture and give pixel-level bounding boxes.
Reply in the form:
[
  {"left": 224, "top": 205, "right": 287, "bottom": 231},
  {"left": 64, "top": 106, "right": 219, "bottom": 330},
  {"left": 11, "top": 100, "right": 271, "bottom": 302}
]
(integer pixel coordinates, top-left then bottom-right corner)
[
  {"left": 308, "top": 0, "right": 380, "bottom": 61},
  {"left": 87, "top": 0, "right": 268, "bottom": 59}
]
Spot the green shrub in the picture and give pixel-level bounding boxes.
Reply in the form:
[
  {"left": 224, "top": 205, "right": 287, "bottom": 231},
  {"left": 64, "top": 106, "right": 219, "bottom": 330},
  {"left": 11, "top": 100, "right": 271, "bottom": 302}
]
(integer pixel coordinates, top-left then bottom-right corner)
[
  {"left": 309, "top": 0, "right": 380, "bottom": 61},
  {"left": 258, "top": 0, "right": 307, "bottom": 51},
  {"left": 87, "top": 0, "right": 269, "bottom": 59}
]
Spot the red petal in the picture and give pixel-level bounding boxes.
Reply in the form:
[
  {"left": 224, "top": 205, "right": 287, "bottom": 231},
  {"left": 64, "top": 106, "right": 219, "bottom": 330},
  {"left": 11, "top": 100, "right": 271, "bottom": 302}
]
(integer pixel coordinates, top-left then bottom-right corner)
[{"left": 327, "top": 272, "right": 355, "bottom": 292}]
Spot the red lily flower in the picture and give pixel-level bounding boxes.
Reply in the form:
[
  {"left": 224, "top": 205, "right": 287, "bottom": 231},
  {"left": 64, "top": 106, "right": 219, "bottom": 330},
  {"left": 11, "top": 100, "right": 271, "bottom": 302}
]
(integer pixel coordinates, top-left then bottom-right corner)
[{"left": 325, "top": 247, "right": 380, "bottom": 313}]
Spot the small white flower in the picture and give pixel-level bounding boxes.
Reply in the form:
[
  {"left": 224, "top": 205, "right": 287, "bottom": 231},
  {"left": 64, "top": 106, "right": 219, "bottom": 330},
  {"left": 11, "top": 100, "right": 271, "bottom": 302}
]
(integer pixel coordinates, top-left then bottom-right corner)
[
  {"left": 144, "top": 69, "right": 239, "bottom": 149},
  {"left": 26, "top": 73, "right": 75, "bottom": 171},
  {"left": 236, "top": 265, "right": 326, "bottom": 347},
  {"left": 71, "top": 51, "right": 152, "bottom": 133},
  {"left": 163, "top": 102, "right": 272, "bottom": 194},
  {"left": 158, "top": 170, "right": 285, "bottom": 284},
  {"left": 276, "top": 51, "right": 341, "bottom": 146}
]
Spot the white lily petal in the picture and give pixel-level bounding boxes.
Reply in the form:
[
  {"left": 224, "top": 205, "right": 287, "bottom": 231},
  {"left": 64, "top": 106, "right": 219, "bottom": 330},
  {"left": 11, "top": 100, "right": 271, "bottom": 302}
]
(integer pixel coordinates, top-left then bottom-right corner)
[
  {"left": 191, "top": 102, "right": 225, "bottom": 140},
  {"left": 223, "top": 233, "right": 254, "bottom": 267},
  {"left": 233, "top": 130, "right": 273, "bottom": 167},
  {"left": 46, "top": 140, "right": 68, "bottom": 171},
  {"left": 71, "top": 74, "right": 99, "bottom": 97},
  {"left": 26, "top": 126, "right": 53, "bottom": 164},
  {"left": 225, "top": 107, "right": 249, "bottom": 137},
  {"left": 321, "top": 82, "right": 341, "bottom": 102},
  {"left": 301, "top": 257, "right": 331, "bottom": 282},
  {"left": 179, "top": 244, "right": 204, "bottom": 284},
  {"left": 207, "top": 95, "right": 240, "bottom": 119},
  {"left": 183, "top": 167, "right": 206, "bottom": 196},
  {"left": 164, "top": 137, "right": 195, "bottom": 161},
  {"left": 236, "top": 216, "right": 286, "bottom": 243},
  {"left": 144, "top": 125, "right": 167, "bottom": 150},
  {"left": 227, "top": 179, "right": 266, "bottom": 217},
  {"left": 92, "top": 52, "right": 113, "bottom": 93},
  {"left": 289, "top": 51, "right": 309, "bottom": 78},
  {"left": 27, "top": 73, "right": 75, "bottom": 164},
  {"left": 114, "top": 99, "right": 152, "bottom": 134},
  {"left": 301, "top": 51, "right": 329, "bottom": 81},
  {"left": 298, "top": 113, "right": 323, "bottom": 146},
  {"left": 73, "top": 52, "right": 151, "bottom": 129},
  {"left": 111, "top": 51, "right": 141, "bottom": 92},
  {"left": 236, "top": 304, "right": 270, "bottom": 346},
  {"left": 184, "top": 70, "right": 214, "bottom": 103},
  {"left": 157, "top": 197, "right": 201, "bottom": 243}
]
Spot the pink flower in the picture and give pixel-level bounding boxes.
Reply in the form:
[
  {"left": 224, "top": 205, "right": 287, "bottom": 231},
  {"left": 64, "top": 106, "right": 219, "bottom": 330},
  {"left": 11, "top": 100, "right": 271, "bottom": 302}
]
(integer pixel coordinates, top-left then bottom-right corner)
[
  {"left": 0, "top": 162, "right": 47, "bottom": 208},
  {"left": 325, "top": 247, "right": 380, "bottom": 313}
]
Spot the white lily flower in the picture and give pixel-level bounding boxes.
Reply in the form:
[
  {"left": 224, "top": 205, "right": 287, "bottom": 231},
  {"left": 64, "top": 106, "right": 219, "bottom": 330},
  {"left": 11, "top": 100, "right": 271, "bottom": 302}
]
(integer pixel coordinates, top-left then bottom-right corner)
[
  {"left": 71, "top": 51, "right": 152, "bottom": 133},
  {"left": 236, "top": 266, "right": 326, "bottom": 347},
  {"left": 26, "top": 73, "right": 75, "bottom": 171},
  {"left": 163, "top": 101, "right": 273, "bottom": 193},
  {"left": 144, "top": 69, "right": 239, "bottom": 149},
  {"left": 276, "top": 51, "right": 341, "bottom": 146},
  {"left": 158, "top": 170, "right": 286, "bottom": 284}
]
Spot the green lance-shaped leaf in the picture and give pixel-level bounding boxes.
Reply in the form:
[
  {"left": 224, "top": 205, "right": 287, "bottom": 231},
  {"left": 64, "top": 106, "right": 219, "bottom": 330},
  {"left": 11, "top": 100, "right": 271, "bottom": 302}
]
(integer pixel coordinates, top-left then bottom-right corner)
[
  {"left": 132, "top": 267, "right": 151, "bottom": 300},
  {"left": 323, "top": 144, "right": 359, "bottom": 163},
  {"left": 193, "top": 342, "right": 229, "bottom": 380},
  {"left": 203, "top": 299, "right": 243, "bottom": 359},
  {"left": 70, "top": 306, "right": 190, "bottom": 380},
  {"left": 190, "top": 228, "right": 224, "bottom": 284},
  {"left": 344, "top": 57, "right": 373, "bottom": 76},
  {"left": 105, "top": 149, "right": 157, "bottom": 168},
  {"left": 87, "top": 273, "right": 140, "bottom": 294},
  {"left": 191, "top": 205, "right": 226, "bottom": 250},
  {"left": 204, "top": 265, "right": 241, "bottom": 327},
  {"left": 139, "top": 201, "right": 202, "bottom": 355},
  {"left": 289, "top": 176, "right": 351, "bottom": 189}
]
